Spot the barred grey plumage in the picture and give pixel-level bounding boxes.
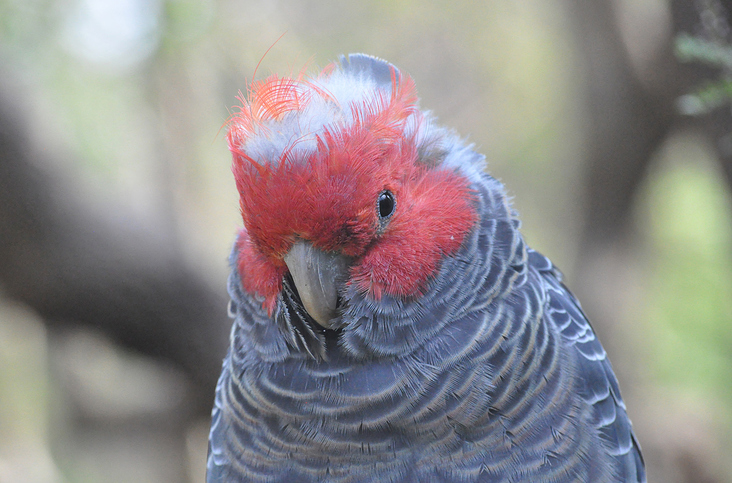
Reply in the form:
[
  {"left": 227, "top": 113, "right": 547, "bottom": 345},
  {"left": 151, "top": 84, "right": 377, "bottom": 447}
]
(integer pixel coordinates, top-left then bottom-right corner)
[{"left": 207, "top": 54, "right": 645, "bottom": 482}]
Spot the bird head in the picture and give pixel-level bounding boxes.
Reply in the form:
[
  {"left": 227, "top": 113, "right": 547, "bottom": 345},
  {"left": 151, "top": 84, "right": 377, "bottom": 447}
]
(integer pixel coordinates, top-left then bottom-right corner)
[{"left": 228, "top": 54, "right": 479, "bottom": 335}]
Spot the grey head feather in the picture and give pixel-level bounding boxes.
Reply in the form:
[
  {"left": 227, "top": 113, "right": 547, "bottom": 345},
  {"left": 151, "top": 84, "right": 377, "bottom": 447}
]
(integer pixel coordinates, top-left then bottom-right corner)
[{"left": 338, "top": 53, "right": 400, "bottom": 88}]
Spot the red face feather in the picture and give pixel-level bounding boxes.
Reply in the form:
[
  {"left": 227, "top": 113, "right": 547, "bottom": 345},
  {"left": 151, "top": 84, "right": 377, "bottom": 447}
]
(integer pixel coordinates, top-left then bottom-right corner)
[{"left": 229, "top": 62, "right": 477, "bottom": 312}]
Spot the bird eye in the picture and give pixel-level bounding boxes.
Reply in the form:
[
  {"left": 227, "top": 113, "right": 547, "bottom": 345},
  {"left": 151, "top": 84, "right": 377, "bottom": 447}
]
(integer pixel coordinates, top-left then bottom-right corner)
[{"left": 377, "top": 190, "right": 396, "bottom": 219}]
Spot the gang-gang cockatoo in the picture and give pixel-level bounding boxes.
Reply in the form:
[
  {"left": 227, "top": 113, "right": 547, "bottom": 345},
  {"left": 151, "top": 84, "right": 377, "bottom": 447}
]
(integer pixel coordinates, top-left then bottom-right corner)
[{"left": 207, "top": 54, "right": 645, "bottom": 483}]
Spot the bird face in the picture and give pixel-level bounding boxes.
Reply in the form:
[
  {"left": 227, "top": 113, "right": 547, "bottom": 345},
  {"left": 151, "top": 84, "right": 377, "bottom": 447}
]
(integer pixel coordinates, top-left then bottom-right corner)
[{"left": 228, "top": 56, "right": 477, "bottom": 329}]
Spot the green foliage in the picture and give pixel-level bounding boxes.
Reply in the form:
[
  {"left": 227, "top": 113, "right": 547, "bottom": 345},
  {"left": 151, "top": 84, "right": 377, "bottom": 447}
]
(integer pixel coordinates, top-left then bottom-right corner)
[
  {"left": 644, "top": 143, "right": 732, "bottom": 406},
  {"left": 677, "top": 78, "right": 732, "bottom": 115},
  {"left": 675, "top": 33, "right": 732, "bottom": 115},
  {"left": 675, "top": 32, "right": 732, "bottom": 68}
]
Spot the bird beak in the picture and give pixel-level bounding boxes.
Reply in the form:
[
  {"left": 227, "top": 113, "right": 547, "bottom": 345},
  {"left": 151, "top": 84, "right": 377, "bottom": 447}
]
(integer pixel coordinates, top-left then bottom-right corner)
[{"left": 283, "top": 240, "right": 351, "bottom": 329}]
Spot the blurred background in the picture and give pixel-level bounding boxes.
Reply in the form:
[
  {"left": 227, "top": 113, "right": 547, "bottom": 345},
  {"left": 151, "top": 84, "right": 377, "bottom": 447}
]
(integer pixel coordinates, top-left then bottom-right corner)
[{"left": 1, "top": 0, "right": 731, "bottom": 481}]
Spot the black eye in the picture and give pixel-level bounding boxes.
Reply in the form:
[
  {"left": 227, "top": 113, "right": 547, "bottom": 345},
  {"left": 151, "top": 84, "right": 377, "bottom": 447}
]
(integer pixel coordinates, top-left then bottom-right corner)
[{"left": 377, "top": 190, "right": 396, "bottom": 219}]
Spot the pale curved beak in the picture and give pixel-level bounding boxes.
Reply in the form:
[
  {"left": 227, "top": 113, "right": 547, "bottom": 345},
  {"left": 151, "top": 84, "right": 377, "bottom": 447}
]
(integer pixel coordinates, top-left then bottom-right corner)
[{"left": 283, "top": 240, "right": 350, "bottom": 329}]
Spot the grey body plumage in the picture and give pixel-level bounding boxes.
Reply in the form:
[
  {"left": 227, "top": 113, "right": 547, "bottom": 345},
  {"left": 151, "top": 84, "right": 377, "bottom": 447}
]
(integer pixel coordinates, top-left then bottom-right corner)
[{"left": 207, "top": 54, "right": 645, "bottom": 482}]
